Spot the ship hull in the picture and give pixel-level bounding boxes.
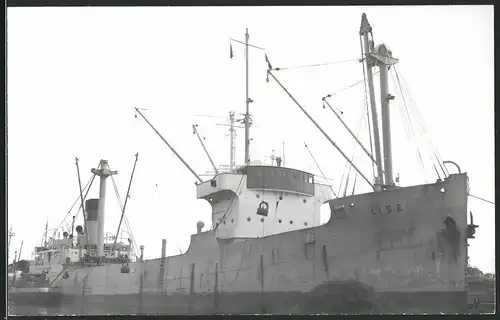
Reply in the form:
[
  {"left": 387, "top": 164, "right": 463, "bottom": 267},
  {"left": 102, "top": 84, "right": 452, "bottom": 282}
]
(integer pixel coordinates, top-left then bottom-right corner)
[
  {"left": 10, "top": 285, "right": 467, "bottom": 315},
  {"left": 13, "top": 174, "right": 471, "bottom": 315}
]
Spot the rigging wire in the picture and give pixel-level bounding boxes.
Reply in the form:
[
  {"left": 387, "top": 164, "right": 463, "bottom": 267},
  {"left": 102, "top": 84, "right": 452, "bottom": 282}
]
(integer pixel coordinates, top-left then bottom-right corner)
[
  {"left": 304, "top": 142, "right": 338, "bottom": 198},
  {"left": 393, "top": 66, "right": 448, "bottom": 179},
  {"left": 271, "top": 58, "right": 360, "bottom": 72},
  {"left": 343, "top": 110, "right": 367, "bottom": 197},
  {"left": 110, "top": 175, "right": 140, "bottom": 259},
  {"left": 390, "top": 68, "right": 428, "bottom": 181},
  {"left": 400, "top": 70, "right": 448, "bottom": 178},
  {"left": 469, "top": 194, "right": 495, "bottom": 205},
  {"left": 213, "top": 173, "right": 246, "bottom": 231},
  {"left": 324, "top": 70, "right": 380, "bottom": 99},
  {"left": 391, "top": 67, "right": 440, "bottom": 182},
  {"left": 339, "top": 99, "right": 367, "bottom": 196},
  {"left": 52, "top": 163, "right": 100, "bottom": 240}
]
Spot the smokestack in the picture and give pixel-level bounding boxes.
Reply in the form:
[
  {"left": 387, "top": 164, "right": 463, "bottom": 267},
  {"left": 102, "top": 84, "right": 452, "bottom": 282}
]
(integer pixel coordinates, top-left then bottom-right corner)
[{"left": 85, "top": 199, "right": 99, "bottom": 251}]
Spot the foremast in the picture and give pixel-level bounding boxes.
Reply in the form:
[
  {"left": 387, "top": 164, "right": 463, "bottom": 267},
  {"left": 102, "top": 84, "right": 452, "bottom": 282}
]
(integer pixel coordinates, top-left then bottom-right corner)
[{"left": 360, "top": 13, "right": 399, "bottom": 189}]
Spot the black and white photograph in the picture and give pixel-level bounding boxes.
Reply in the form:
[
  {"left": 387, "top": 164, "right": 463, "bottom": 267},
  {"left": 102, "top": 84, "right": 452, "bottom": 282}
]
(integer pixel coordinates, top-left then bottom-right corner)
[{"left": 6, "top": 4, "right": 495, "bottom": 315}]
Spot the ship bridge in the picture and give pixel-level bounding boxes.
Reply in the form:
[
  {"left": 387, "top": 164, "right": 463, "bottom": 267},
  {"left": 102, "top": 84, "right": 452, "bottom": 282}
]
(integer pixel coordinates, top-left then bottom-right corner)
[{"left": 196, "top": 163, "right": 334, "bottom": 239}]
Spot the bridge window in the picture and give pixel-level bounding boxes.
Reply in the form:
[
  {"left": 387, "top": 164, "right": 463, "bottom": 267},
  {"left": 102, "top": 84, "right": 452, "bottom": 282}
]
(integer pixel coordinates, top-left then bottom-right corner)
[{"left": 246, "top": 166, "right": 314, "bottom": 195}]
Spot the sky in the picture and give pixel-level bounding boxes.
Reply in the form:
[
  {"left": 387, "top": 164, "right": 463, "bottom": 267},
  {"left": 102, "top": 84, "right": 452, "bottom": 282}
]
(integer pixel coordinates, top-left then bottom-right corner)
[{"left": 7, "top": 6, "right": 495, "bottom": 273}]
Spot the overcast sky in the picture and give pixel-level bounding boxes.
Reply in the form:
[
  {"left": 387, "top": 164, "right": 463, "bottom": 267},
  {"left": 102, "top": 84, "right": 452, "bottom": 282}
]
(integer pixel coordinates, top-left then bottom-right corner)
[{"left": 7, "top": 6, "right": 494, "bottom": 273}]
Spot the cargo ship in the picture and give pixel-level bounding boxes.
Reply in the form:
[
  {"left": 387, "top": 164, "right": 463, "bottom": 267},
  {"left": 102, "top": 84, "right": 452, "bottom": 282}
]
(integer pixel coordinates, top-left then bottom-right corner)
[{"left": 8, "top": 13, "right": 481, "bottom": 315}]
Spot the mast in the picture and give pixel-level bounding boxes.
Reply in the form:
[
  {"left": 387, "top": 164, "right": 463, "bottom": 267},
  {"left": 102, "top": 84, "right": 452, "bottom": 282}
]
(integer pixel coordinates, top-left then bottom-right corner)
[
  {"left": 244, "top": 28, "right": 251, "bottom": 164},
  {"left": 192, "top": 125, "right": 218, "bottom": 174},
  {"left": 373, "top": 44, "right": 398, "bottom": 186},
  {"left": 360, "top": 13, "right": 384, "bottom": 189},
  {"left": 91, "top": 160, "right": 118, "bottom": 260}
]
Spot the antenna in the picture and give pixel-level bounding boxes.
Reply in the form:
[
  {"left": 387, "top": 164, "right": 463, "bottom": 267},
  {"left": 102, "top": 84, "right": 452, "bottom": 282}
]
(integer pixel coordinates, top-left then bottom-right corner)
[{"left": 216, "top": 111, "right": 245, "bottom": 170}]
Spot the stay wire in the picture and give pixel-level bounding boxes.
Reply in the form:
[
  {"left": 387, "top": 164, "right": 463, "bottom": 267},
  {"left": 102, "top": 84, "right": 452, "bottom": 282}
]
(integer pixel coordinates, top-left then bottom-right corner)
[
  {"left": 213, "top": 174, "right": 246, "bottom": 231},
  {"left": 272, "top": 58, "right": 359, "bottom": 72},
  {"left": 392, "top": 67, "right": 437, "bottom": 181},
  {"left": 342, "top": 100, "right": 367, "bottom": 196},
  {"left": 110, "top": 175, "right": 140, "bottom": 259},
  {"left": 52, "top": 161, "right": 101, "bottom": 239},
  {"left": 304, "top": 142, "right": 338, "bottom": 198},
  {"left": 395, "top": 66, "right": 448, "bottom": 179},
  {"left": 390, "top": 68, "right": 426, "bottom": 180}
]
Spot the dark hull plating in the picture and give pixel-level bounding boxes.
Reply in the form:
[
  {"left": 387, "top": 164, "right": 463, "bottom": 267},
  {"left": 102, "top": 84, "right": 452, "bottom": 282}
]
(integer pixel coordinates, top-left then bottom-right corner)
[{"left": 8, "top": 283, "right": 467, "bottom": 315}]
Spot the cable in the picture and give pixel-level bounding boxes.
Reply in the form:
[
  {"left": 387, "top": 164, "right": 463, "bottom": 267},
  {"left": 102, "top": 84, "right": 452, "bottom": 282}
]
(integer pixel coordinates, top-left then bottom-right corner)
[
  {"left": 341, "top": 96, "right": 368, "bottom": 196},
  {"left": 469, "top": 194, "right": 495, "bottom": 205},
  {"left": 213, "top": 174, "right": 246, "bottom": 231},
  {"left": 272, "top": 58, "right": 359, "bottom": 71},
  {"left": 110, "top": 175, "right": 140, "bottom": 259},
  {"left": 324, "top": 70, "right": 380, "bottom": 99},
  {"left": 304, "top": 142, "right": 337, "bottom": 198},
  {"left": 394, "top": 66, "right": 448, "bottom": 179}
]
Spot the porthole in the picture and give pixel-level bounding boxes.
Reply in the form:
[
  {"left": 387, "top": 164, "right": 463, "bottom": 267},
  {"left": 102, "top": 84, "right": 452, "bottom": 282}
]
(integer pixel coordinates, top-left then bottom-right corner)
[
  {"left": 350, "top": 202, "right": 355, "bottom": 207},
  {"left": 290, "top": 220, "right": 293, "bottom": 224},
  {"left": 278, "top": 219, "right": 282, "bottom": 223},
  {"left": 279, "top": 196, "right": 283, "bottom": 200},
  {"left": 303, "top": 199, "right": 307, "bottom": 203},
  {"left": 256, "top": 194, "right": 260, "bottom": 198},
  {"left": 440, "top": 188, "right": 446, "bottom": 193},
  {"left": 304, "top": 222, "right": 308, "bottom": 226},
  {"left": 247, "top": 217, "right": 251, "bottom": 222},
  {"left": 231, "top": 219, "right": 234, "bottom": 223},
  {"left": 260, "top": 218, "right": 264, "bottom": 222}
]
